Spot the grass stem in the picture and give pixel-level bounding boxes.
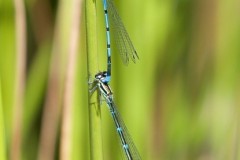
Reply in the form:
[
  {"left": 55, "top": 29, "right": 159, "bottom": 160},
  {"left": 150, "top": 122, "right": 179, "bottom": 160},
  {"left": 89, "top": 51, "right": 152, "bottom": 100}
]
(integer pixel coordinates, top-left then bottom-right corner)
[{"left": 86, "top": 0, "right": 103, "bottom": 159}]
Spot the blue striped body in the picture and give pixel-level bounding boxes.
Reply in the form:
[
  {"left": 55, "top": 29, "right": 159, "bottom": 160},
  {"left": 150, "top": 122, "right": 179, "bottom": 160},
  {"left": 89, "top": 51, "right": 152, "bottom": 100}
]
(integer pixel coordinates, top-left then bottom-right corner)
[
  {"left": 99, "top": 0, "right": 140, "bottom": 158},
  {"left": 103, "top": 0, "right": 111, "bottom": 83},
  {"left": 102, "top": 0, "right": 139, "bottom": 84},
  {"left": 107, "top": 98, "right": 135, "bottom": 160},
  {"left": 95, "top": 72, "right": 141, "bottom": 160}
]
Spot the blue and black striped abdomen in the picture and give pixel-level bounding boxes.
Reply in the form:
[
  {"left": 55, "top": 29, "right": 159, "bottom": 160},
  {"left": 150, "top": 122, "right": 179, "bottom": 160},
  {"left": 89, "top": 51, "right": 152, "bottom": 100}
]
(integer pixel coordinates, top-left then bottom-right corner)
[
  {"left": 102, "top": 0, "right": 139, "bottom": 83},
  {"left": 107, "top": 99, "right": 141, "bottom": 160},
  {"left": 105, "top": 0, "right": 139, "bottom": 65},
  {"left": 103, "top": 0, "right": 112, "bottom": 82}
]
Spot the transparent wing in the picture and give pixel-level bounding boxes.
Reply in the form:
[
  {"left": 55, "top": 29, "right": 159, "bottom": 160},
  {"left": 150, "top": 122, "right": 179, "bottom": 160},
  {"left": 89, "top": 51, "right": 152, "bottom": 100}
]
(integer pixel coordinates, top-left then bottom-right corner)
[
  {"left": 107, "top": 99, "right": 142, "bottom": 160},
  {"left": 107, "top": 0, "right": 139, "bottom": 65}
]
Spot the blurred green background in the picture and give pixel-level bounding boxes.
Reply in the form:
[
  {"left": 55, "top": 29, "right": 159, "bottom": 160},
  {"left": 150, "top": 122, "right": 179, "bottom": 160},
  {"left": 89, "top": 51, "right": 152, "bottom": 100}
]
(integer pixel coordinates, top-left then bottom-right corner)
[{"left": 1, "top": 0, "right": 240, "bottom": 159}]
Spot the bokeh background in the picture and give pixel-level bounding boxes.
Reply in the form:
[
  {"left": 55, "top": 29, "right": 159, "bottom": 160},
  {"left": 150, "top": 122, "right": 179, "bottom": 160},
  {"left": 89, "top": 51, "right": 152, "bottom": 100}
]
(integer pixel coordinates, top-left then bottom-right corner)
[{"left": 1, "top": 0, "right": 240, "bottom": 159}]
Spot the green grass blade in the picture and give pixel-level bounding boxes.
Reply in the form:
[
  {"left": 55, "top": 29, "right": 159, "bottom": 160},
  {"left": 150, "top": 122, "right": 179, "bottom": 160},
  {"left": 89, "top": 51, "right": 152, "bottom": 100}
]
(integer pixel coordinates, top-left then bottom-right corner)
[
  {"left": 85, "top": 0, "right": 103, "bottom": 159},
  {"left": 0, "top": 80, "right": 6, "bottom": 160}
]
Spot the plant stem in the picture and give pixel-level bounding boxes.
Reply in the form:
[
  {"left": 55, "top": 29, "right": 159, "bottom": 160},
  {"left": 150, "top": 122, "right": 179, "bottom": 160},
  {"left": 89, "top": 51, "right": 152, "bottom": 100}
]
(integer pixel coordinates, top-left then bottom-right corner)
[
  {"left": 85, "top": 0, "right": 103, "bottom": 159},
  {"left": 59, "top": 0, "right": 82, "bottom": 159},
  {"left": 11, "top": 0, "right": 26, "bottom": 158},
  {"left": 0, "top": 80, "right": 6, "bottom": 160}
]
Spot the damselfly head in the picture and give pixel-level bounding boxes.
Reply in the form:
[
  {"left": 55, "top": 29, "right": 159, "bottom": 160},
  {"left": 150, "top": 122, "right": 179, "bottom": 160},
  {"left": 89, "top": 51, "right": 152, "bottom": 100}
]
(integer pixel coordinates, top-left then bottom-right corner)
[{"left": 95, "top": 71, "right": 107, "bottom": 81}]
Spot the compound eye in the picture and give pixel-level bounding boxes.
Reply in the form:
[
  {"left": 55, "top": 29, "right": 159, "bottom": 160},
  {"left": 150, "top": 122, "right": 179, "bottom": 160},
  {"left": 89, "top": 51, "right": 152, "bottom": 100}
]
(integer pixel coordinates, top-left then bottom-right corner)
[
  {"left": 95, "top": 74, "right": 101, "bottom": 79},
  {"left": 102, "top": 71, "right": 107, "bottom": 76}
]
